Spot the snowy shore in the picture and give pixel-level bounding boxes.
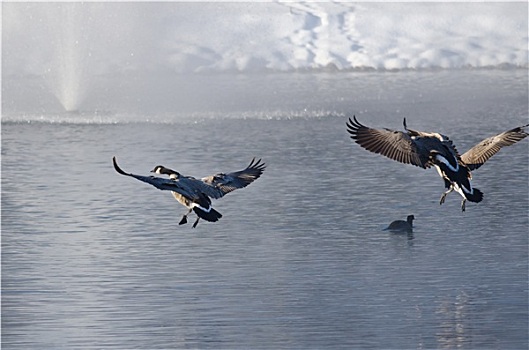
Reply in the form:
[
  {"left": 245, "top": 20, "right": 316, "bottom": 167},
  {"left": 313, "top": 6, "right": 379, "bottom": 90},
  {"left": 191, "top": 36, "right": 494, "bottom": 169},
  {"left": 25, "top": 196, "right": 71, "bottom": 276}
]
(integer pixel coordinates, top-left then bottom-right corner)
[{"left": 3, "top": 2, "right": 528, "bottom": 75}]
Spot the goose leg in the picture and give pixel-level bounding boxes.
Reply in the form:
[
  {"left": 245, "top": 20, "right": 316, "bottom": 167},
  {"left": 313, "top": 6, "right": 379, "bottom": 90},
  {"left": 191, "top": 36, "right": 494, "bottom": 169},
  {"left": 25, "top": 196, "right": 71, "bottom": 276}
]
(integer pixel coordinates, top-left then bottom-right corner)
[
  {"left": 192, "top": 217, "right": 200, "bottom": 228},
  {"left": 461, "top": 199, "right": 466, "bottom": 212},
  {"left": 439, "top": 186, "right": 454, "bottom": 205},
  {"left": 179, "top": 209, "right": 192, "bottom": 225}
]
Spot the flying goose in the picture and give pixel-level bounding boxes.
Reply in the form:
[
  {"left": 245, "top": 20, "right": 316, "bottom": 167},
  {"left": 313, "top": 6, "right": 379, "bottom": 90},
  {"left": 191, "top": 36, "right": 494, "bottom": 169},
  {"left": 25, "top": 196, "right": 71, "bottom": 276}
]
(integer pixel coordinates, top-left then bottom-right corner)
[
  {"left": 383, "top": 215, "right": 415, "bottom": 233},
  {"left": 113, "top": 157, "right": 266, "bottom": 227},
  {"left": 346, "top": 116, "right": 528, "bottom": 211}
]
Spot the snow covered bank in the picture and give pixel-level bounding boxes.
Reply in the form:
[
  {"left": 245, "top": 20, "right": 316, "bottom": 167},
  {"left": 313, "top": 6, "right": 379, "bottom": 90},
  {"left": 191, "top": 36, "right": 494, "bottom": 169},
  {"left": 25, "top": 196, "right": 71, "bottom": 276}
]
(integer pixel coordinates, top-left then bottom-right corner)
[{"left": 3, "top": 2, "right": 528, "bottom": 75}]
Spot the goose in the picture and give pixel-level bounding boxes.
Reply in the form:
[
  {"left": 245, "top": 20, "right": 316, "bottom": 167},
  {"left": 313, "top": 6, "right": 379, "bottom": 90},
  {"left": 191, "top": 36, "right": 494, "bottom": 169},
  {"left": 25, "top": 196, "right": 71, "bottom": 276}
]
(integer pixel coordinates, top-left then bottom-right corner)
[
  {"left": 384, "top": 215, "right": 415, "bottom": 233},
  {"left": 113, "top": 157, "right": 265, "bottom": 227},
  {"left": 346, "top": 116, "right": 528, "bottom": 211}
]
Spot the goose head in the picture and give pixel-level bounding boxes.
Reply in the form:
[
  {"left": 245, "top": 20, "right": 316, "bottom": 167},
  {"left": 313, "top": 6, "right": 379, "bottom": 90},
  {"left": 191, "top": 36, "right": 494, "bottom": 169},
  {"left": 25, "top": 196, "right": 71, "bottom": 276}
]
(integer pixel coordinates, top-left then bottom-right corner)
[{"left": 151, "top": 165, "right": 180, "bottom": 178}]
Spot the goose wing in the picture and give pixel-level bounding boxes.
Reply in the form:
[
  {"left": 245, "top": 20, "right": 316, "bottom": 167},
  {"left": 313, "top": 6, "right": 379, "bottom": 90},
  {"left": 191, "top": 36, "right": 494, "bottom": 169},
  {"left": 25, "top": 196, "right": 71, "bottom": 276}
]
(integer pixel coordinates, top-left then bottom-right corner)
[
  {"left": 200, "top": 158, "right": 266, "bottom": 199},
  {"left": 461, "top": 124, "right": 529, "bottom": 171},
  {"left": 346, "top": 116, "right": 430, "bottom": 168},
  {"left": 113, "top": 157, "right": 196, "bottom": 199}
]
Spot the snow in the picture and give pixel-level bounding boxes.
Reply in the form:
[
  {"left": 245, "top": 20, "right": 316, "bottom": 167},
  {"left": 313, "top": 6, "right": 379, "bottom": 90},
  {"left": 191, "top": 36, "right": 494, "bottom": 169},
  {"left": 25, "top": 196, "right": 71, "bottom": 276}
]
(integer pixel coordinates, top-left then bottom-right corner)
[{"left": 2, "top": 2, "right": 528, "bottom": 76}]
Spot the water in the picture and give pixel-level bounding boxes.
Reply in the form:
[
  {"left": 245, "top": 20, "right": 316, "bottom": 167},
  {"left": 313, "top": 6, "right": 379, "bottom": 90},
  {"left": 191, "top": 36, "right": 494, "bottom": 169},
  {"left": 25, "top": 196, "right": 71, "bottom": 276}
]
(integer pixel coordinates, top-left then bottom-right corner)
[{"left": 2, "top": 71, "right": 528, "bottom": 349}]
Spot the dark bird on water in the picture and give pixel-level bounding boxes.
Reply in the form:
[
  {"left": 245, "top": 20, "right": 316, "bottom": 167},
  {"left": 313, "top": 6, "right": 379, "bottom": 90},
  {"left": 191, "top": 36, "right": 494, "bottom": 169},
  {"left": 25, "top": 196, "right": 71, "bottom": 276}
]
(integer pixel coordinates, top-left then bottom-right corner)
[
  {"left": 384, "top": 215, "right": 415, "bottom": 233},
  {"left": 346, "top": 116, "right": 528, "bottom": 211},
  {"left": 113, "top": 157, "right": 266, "bottom": 227}
]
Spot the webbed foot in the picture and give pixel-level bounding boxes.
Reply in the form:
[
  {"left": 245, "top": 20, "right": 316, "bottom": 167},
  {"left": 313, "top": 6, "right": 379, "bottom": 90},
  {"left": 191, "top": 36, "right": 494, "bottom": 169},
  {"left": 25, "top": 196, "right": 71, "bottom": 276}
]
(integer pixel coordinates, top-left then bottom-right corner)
[{"left": 179, "top": 215, "right": 188, "bottom": 225}]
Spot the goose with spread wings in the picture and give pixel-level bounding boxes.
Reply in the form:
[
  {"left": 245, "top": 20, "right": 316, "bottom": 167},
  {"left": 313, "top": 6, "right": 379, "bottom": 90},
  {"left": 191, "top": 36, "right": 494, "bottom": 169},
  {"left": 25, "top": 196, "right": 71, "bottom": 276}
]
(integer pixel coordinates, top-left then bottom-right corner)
[
  {"left": 113, "top": 157, "right": 266, "bottom": 227},
  {"left": 346, "top": 116, "right": 528, "bottom": 211}
]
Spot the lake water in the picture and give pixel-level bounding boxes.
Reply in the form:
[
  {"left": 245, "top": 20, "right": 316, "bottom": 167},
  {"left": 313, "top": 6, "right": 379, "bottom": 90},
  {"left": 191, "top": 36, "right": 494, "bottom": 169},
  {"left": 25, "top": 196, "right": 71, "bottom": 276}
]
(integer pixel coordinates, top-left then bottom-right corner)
[{"left": 2, "top": 70, "right": 528, "bottom": 349}]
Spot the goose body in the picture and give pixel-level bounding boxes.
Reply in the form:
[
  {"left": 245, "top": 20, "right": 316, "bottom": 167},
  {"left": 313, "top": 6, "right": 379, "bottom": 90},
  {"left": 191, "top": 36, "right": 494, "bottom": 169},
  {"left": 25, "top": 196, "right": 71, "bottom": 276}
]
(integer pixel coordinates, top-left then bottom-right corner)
[
  {"left": 149, "top": 165, "right": 222, "bottom": 225},
  {"left": 347, "top": 116, "right": 528, "bottom": 211},
  {"left": 113, "top": 157, "right": 265, "bottom": 227},
  {"left": 384, "top": 215, "right": 415, "bottom": 233}
]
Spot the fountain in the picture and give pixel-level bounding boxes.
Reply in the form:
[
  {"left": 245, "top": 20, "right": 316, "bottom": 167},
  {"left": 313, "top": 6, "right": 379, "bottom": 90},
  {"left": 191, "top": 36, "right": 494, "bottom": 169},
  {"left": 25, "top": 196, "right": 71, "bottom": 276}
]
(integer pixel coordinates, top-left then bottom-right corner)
[
  {"left": 45, "top": 3, "right": 92, "bottom": 112},
  {"left": 3, "top": 2, "right": 146, "bottom": 114}
]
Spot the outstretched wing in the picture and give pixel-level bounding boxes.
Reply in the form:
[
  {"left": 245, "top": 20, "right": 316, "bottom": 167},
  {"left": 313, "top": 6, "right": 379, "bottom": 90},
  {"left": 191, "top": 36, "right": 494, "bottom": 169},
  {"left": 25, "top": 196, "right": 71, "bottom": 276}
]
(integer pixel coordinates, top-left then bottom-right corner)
[
  {"left": 461, "top": 124, "right": 529, "bottom": 171},
  {"left": 200, "top": 158, "right": 266, "bottom": 199},
  {"left": 346, "top": 116, "right": 429, "bottom": 168},
  {"left": 113, "top": 156, "right": 191, "bottom": 195}
]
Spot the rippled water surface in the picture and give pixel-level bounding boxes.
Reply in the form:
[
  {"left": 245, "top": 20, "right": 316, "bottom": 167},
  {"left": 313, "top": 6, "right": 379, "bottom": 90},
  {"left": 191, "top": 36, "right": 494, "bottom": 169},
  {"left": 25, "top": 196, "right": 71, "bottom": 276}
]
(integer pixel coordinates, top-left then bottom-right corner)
[{"left": 2, "top": 71, "right": 528, "bottom": 349}]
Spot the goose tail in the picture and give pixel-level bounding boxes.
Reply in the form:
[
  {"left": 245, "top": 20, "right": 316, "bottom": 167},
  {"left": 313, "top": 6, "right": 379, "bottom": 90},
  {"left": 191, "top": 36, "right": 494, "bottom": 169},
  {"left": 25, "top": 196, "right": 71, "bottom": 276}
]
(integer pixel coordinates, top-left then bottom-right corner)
[
  {"left": 465, "top": 187, "right": 483, "bottom": 203},
  {"left": 193, "top": 206, "right": 223, "bottom": 222}
]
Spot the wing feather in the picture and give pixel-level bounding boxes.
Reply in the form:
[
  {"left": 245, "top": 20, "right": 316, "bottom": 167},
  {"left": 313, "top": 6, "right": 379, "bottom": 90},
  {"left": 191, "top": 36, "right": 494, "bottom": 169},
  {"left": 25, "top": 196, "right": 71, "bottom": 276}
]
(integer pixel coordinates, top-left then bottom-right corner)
[
  {"left": 346, "top": 116, "right": 428, "bottom": 168},
  {"left": 113, "top": 157, "right": 197, "bottom": 199},
  {"left": 200, "top": 158, "right": 266, "bottom": 198},
  {"left": 461, "top": 124, "right": 529, "bottom": 170}
]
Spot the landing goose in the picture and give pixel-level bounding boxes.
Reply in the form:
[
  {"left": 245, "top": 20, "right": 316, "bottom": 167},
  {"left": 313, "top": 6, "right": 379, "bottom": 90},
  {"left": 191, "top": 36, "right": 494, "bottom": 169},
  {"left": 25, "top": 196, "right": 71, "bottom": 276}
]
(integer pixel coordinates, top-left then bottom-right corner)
[
  {"left": 113, "top": 157, "right": 265, "bottom": 227},
  {"left": 346, "top": 116, "right": 528, "bottom": 211},
  {"left": 384, "top": 215, "right": 415, "bottom": 233}
]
